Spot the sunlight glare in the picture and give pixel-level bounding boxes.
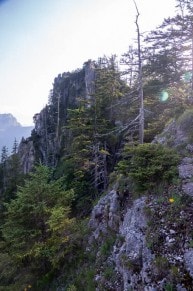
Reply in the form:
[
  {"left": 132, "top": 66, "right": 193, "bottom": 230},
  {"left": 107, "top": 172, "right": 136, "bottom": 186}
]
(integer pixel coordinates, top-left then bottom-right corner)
[
  {"left": 182, "top": 71, "right": 192, "bottom": 82},
  {"left": 160, "top": 90, "right": 169, "bottom": 102}
]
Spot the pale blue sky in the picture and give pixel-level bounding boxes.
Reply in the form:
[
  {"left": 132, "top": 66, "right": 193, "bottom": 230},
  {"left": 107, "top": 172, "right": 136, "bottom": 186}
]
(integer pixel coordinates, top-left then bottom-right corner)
[{"left": 0, "top": 0, "right": 176, "bottom": 125}]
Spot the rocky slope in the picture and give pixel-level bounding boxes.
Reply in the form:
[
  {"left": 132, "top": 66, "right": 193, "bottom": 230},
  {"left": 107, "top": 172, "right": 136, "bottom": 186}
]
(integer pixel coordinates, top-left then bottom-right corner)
[
  {"left": 10, "top": 59, "right": 193, "bottom": 289},
  {"left": 87, "top": 113, "right": 193, "bottom": 290}
]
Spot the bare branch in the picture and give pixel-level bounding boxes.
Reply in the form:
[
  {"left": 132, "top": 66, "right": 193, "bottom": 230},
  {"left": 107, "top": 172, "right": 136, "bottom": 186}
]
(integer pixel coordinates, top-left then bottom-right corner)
[
  {"left": 95, "top": 114, "right": 140, "bottom": 138},
  {"left": 133, "top": 0, "right": 144, "bottom": 144},
  {"left": 133, "top": 0, "right": 139, "bottom": 16}
]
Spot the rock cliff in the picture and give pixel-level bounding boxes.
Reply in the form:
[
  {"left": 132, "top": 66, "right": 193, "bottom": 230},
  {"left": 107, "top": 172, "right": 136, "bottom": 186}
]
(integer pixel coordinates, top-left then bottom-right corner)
[
  {"left": 17, "top": 61, "right": 96, "bottom": 173},
  {"left": 87, "top": 113, "right": 193, "bottom": 290}
]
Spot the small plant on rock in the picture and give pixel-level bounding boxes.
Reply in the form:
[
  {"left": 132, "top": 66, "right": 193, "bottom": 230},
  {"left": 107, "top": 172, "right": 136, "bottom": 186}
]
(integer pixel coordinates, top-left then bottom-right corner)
[{"left": 153, "top": 255, "right": 170, "bottom": 280}]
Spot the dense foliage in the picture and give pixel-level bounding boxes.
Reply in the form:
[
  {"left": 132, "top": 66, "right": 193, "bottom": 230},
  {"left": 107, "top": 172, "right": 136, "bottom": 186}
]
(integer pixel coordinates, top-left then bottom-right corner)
[
  {"left": 117, "top": 143, "right": 180, "bottom": 192},
  {"left": 0, "top": 165, "right": 84, "bottom": 289},
  {"left": 0, "top": 0, "right": 193, "bottom": 288}
]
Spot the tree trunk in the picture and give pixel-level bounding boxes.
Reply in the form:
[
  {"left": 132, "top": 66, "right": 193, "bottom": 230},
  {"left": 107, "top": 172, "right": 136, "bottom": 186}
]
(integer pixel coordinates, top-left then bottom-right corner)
[{"left": 134, "top": 0, "right": 144, "bottom": 144}]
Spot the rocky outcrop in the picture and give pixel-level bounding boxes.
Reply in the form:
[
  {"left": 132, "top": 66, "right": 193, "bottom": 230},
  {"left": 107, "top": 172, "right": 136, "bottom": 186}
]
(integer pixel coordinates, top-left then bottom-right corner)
[
  {"left": 153, "top": 119, "right": 188, "bottom": 148},
  {"left": 88, "top": 188, "right": 155, "bottom": 290},
  {"left": 18, "top": 138, "right": 35, "bottom": 174},
  {"left": 88, "top": 161, "right": 193, "bottom": 290},
  {"left": 111, "top": 197, "right": 154, "bottom": 290},
  {"left": 17, "top": 61, "right": 96, "bottom": 172},
  {"left": 179, "top": 158, "right": 193, "bottom": 179},
  {"left": 86, "top": 110, "right": 193, "bottom": 289},
  {"left": 89, "top": 189, "right": 121, "bottom": 242},
  {"left": 153, "top": 110, "right": 193, "bottom": 158},
  {"left": 184, "top": 250, "right": 193, "bottom": 279},
  {"left": 179, "top": 157, "right": 193, "bottom": 197}
]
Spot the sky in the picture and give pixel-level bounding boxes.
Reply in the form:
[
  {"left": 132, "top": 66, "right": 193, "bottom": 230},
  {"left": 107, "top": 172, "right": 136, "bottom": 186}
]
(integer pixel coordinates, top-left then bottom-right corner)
[{"left": 0, "top": 0, "right": 176, "bottom": 126}]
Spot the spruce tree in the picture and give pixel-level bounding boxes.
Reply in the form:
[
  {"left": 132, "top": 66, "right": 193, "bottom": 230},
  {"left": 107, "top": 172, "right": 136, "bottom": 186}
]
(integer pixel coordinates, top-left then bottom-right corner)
[{"left": 2, "top": 165, "right": 75, "bottom": 276}]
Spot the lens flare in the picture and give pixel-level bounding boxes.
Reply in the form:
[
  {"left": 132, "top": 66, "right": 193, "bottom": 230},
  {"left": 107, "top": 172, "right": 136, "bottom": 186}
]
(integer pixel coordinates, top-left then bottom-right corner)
[
  {"left": 183, "top": 72, "right": 192, "bottom": 82},
  {"left": 169, "top": 198, "right": 174, "bottom": 203},
  {"left": 160, "top": 90, "right": 169, "bottom": 102}
]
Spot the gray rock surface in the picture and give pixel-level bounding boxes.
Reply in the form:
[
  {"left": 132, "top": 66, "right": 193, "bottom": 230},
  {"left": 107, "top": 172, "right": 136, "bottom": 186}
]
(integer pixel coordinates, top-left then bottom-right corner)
[
  {"left": 182, "top": 182, "right": 193, "bottom": 197},
  {"left": 184, "top": 249, "right": 193, "bottom": 278},
  {"left": 179, "top": 157, "right": 193, "bottom": 197},
  {"left": 18, "top": 139, "right": 35, "bottom": 174},
  {"left": 153, "top": 119, "right": 188, "bottom": 148},
  {"left": 89, "top": 193, "right": 155, "bottom": 290},
  {"left": 179, "top": 164, "right": 193, "bottom": 179},
  {"left": 111, "top": 197, "right": 154, "bottom": 290},
  {"left": 86, "top": 115, "right": 193, "bottom": 290},
  {"left": 89, "top": 189, "right": 121, "bottom": 242}
]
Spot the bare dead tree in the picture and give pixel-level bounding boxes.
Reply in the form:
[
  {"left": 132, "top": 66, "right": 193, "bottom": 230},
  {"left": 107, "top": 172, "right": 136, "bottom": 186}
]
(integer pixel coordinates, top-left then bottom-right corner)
[
  {"left": 133, "top": 0, "right": 144, "bottom": 144},
  {"left": 56, "top": 92, "right": 60, "bottom": 142},
  {"left": 43, "top": 106, "right": 48, "bottom": 166}
]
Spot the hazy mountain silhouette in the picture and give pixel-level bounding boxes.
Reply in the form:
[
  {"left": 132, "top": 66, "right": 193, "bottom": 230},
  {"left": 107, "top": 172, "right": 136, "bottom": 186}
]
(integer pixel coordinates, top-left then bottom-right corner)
[{"left": 0, "top": 114, "right": 33, "bottom": 153}]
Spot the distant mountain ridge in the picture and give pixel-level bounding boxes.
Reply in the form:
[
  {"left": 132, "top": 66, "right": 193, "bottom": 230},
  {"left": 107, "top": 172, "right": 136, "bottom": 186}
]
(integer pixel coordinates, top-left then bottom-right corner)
[
  {"left": 0, "top": 113, "right": 33, "bottom": 153},
  {"left": 0, "top": 113, "right": 21, "bottom": 129}
]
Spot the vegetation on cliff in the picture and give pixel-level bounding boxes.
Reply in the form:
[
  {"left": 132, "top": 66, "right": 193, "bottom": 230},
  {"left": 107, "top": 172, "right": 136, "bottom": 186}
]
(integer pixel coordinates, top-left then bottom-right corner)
[{"left": 1, "top": 0, "right": 193, "bottom": 289}]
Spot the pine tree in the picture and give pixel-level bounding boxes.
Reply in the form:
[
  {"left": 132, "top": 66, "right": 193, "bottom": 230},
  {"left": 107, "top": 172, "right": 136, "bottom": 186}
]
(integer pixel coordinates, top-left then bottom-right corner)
[
  {"left": 0, "top": 146, "right": 8, "bottom": 193},
  {"left": 4, "top": 139, "right": 23, "bottom": 201},
  {"left": 2, "top": 165, "right": 75, "bottom": 275},
  {"left": 145, "top": 0, "right": 193, "bottom": 92},
  {"left": 12, "top": 138, "right": 18, "bottom": 155},
  {"left": 138, "top": 0, "right": 193, "bottom": 140},
  {"left": 58, "top": 56, "right": 127, "bottom": 207}
]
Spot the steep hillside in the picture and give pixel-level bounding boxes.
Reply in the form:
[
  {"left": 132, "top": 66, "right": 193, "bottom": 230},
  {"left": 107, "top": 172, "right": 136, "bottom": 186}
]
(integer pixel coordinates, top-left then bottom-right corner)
[
  {"left": 2, "top": 1, "right": 193, "bottom": 288},
  {"left": 84, "top": 112, "right": 193, "bottom": 290},
  {"left": 1, "top": 57, "right": 193, "bottom": 290},
  {"left": 17, "top": 58, "right": 131, "bottom": 198}
]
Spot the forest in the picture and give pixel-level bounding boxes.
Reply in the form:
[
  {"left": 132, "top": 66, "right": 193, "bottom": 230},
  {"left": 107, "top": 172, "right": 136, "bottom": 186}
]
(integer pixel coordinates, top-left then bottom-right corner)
[{"left": 1, "top": 0, "right": 193, "bottom": 289}]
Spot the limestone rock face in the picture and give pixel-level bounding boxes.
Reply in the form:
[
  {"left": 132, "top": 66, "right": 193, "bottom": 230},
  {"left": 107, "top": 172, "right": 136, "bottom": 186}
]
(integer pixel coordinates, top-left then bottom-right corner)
[
  {"left": 88, "top": 175, "right": 193, "bottom": 289},
  {"left": 89, "top": 189, "right": 121, "bottom": 242},
  {"left": 179, "top": 162, "right": 193, "bottom": 179},
  {"left": 18, "top": 138, "right": 35, "bottom": 174},
  {"left": 182, "top": 182, "right": 193, "bottom": 197},
  {"left": 179, "top": 158, "right": 193, "bottom": 197},
  {"left": 17, "top": 61, "right": 96, "bottom": 172},
  {"left": 112, "top": 197, "right": 154, "bottom": 291},
  {"left": 88, "top": 190, "right": 156, "bottom": 290},
  {"left": 153, "top": 119, "right": 188, "bottom": 148},
  {"left": 184, "top": 250, "right": 193, "bottom": 278}
]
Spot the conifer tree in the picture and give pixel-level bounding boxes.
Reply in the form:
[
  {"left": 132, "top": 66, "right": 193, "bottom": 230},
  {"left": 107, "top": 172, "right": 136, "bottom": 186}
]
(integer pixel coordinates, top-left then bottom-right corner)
[
  {"left": 2, "top": 165, "right": 75, "bottom": 275},
  {"left": 4, "top": 139, "right": 23, "bottom": 201},
  {"left": 60, "top": 56, "right": 126, "bottom": 204},
  {"left": 0, "top": 146, "right": 8, "bottom": 193},
  {"left": 145, "top": 0, "right": 193, "bottom": 92}
]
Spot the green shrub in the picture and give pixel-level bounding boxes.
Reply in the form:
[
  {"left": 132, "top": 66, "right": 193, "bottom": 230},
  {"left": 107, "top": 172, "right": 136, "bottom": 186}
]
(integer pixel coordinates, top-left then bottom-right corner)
[
  {"left": 100, "top": 234, "right": 116, "bottom": 258},
  {"left": 117, "top": 143, "right": 180, "bottom": 192},
  {"left": 73, "top": 268, "right": 95, "bottom": 291},
  {"left": 164, "top": 282, "right": 175, "bottom": 291},
  {"left": 103, "top": 266, "right": 115, "bottom": 280},
  {"left": 67, "top": 284, "right": 77, "bottom": 291},
  {"left": 153, "top": 255, "right": 170, "bottom": 280}
]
